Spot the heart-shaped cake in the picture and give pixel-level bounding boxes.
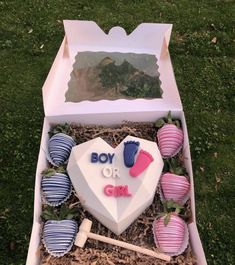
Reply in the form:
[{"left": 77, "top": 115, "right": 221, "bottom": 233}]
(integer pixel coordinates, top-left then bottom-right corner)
[{"left": 67, "top": 135, "right": 163, "bottom": 235}]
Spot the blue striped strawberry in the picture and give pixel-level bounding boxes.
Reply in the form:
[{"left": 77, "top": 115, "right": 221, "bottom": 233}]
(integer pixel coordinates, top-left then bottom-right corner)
[
  {"left": 41, "top": 205, "right": 78, "bottom": 257},
  {"left": 41, "top": 168, "right": 72, "bottom": 207},
  {"left": 48, "top": 133, "right": 76, "bottom": 166},
  {"left": 155, "top": 111, "right": 183, "bottom": 158},
  {"left": 152, "top": 201, "right": 188, "bottom": 256}
]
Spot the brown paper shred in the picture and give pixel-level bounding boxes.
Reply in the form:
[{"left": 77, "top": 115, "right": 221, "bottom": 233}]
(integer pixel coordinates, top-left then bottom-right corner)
[{"left": 41, "top": 122, "right": 197, "bottom": 265}]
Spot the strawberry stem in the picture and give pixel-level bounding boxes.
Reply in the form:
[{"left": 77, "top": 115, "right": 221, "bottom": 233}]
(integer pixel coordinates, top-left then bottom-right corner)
[
  {"left": 164, "top": 213, "right": 171, "bottom": 226},
  {"left": 41, "top": 205, "right": 59, "bottom": 220},
  {"left": 155, "top": 111, "right": 182, "bottom": 128},
  {"left": 175, "top": 207, "right": 181, "bottom": 215},
  {"left": 48, "top": 123, "right": 71, "bottom": 137},
  {"left": 41, "top": 204, "right": 79, "bottom": 221},
  {"left": 175, "top": 120, "right": 181, "bottom": 129},
  {"left": 41, "top": 166, "right": 67, "bottom": 177},
  {"left": 154, "top": 118, "right": 166, "bottom": 128},
  {"left": 165, "top": 199, "right": 184, "bottom": 214},
  {"left": 167, "top": 111, "right": 173, "bottom": 124},
  {"left": 163, "top": 158, "right": 187, "bottom": 176}
]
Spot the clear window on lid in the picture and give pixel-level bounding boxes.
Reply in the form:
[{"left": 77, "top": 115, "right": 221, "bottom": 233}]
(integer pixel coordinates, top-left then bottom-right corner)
[{"left": 65, "top": 51, "right": 162, "bottom": 102}]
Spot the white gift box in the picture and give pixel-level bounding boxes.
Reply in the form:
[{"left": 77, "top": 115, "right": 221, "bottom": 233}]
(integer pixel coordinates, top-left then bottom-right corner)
[{"left": 26, "top": 20, "right": 207, "bottom": 265}]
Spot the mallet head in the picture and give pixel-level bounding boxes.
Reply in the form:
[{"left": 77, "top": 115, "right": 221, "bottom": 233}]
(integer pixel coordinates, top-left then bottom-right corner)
[{"left": 75, "top": 218, "right": 92, "bottom": 247}]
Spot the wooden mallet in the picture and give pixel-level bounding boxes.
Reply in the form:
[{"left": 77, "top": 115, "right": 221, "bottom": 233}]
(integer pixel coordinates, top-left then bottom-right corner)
[{"left": 75, "top": 218, "right": 171, "bottom": 262}]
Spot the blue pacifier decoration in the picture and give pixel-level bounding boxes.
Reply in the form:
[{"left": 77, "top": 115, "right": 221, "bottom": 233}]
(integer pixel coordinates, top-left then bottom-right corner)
[{"left": 123, "top": 141, "right": 140, "bottom": 167}]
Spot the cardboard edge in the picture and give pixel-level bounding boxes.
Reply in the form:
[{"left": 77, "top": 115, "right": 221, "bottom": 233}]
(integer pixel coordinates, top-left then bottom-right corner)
[
  {"left": 26, "top": 118, "right": 50, "bottom": 265},
  {"left": 180, "top": 112, "right": 196, "bottom": 221},
  {"left": 179, "top": 112, "right": 207, "bottom": 264},
  {"left": 189, "top": 223, "right": 207, "bottom": 265},
  {"left": 63, "top": 20, "right": 172, "bottom": 58},
  {"left": 42, "top": 37, "right": 68, "bottom": 114},
  {"left": 26, "top": 222, "right": 41, "bottom": 265}
]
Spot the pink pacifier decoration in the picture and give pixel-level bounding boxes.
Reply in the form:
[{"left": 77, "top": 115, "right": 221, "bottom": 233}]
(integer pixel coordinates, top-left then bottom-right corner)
[{"left": 129, "top": 149, "right": 154, "bottom": 177}]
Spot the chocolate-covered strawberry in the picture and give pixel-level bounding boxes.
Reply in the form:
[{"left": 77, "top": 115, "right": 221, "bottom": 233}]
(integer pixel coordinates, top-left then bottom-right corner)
[
  {"left": 153, "top": 214, "right": 186, "bottom": 255},
  {"left": 153, "top": 201, "right": 188, "bottom": 255},
  {"left": 41, "top": 168, "right": 72, "bottom": 207},
  {"left": 161, "top": 173, "right": 190, "bottom": 203},
  {"left": 155, "top": 111, "right": 183, "bottom": 158},
  {"left": 48, "top": 133, "right": 76, "bottom": 166},
  {"left": 160, "top": 159, "right": 190, "bottom": 203},
  {"left": 42, "top": 205, "right": 78, "bottom": 257}
]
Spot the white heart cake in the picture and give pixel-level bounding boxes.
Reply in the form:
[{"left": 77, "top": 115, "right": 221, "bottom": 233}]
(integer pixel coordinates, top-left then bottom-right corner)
[{"left": 67, "top": 135, "right": 163, "bottom": 235}]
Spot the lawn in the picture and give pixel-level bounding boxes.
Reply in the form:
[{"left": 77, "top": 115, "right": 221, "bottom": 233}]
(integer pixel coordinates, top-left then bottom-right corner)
[{"left": 0, "top": 1, "right": 234, "bottom": 264}]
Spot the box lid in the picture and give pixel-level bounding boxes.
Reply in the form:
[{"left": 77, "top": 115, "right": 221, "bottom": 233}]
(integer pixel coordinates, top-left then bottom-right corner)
[{"left": 42, "top": 20, "right": 182, "bottom": 117}]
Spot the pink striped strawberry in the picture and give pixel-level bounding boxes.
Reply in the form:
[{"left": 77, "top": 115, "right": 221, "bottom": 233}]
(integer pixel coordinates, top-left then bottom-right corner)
[
  {"left": 153, "top": 201, "right": 188, "bottom": 255},
  {"left": 161, "top": 173, "right": 190, "bottom": 203},
  {"left": 153, "top": 214, "right": 186, "bottom": 255},
  {"left": 160, "top": 159, "right": 190, "bottom": 203},
  {"left": 155, "top": 111, "right": 183, "bottom": 158}
]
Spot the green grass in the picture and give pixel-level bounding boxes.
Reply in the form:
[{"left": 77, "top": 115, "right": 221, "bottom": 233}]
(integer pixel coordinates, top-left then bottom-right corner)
[{"left": 0, "top": 1, "right": 234, "bottom": 264}]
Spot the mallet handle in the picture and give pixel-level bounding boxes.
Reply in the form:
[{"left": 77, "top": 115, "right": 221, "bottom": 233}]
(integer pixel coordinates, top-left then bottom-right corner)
[{"left": 88, "top": 232, "right": 171, "bottom": 262}]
